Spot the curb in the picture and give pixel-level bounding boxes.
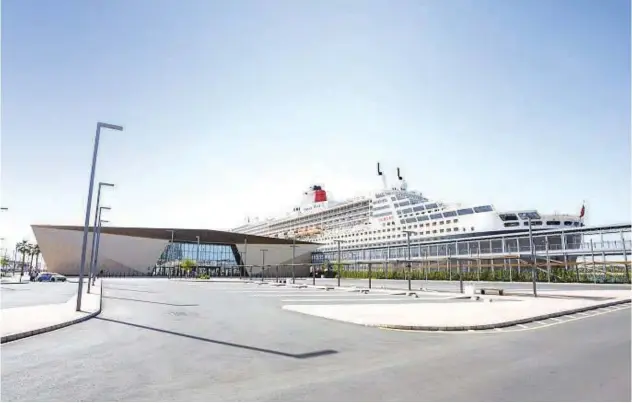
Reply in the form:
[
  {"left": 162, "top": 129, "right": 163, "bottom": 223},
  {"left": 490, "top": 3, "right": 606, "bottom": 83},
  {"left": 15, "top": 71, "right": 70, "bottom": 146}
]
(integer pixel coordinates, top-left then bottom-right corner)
[
  {"left": 263, "top": 281, "right": 459, "bottom": 297},
  {"left": 376, "top": 298, "right": 632, "bottom": 332},
  {"left": 169, "top": 279, "right": 249, "bottom": 283},
  {"left": 1, "top": 281, "right": 104, "bottom": 344}
]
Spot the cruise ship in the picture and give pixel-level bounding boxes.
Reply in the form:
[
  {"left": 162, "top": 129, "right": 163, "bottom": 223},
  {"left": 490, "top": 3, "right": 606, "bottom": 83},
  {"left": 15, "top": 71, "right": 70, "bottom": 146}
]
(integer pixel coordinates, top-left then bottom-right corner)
[{"left": 232, "top": 163, "right": 584, "bottom": 252}]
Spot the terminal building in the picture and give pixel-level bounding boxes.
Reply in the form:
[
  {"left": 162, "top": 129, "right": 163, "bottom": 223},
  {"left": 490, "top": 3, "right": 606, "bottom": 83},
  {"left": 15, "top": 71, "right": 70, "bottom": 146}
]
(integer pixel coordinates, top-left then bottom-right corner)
[{"left": 31, "top": 225, "right": 318, "bottom": 277}]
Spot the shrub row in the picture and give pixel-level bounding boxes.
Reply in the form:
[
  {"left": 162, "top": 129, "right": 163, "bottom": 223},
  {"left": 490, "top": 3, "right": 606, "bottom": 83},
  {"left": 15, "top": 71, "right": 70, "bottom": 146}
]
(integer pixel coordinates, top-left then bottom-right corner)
[{"left": 333, "top": 268, "right": 630, "bottom": 284}]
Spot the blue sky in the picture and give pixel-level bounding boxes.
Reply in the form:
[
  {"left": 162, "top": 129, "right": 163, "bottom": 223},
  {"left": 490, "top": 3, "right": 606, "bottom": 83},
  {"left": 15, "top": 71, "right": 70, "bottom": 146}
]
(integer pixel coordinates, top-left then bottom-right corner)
[{"left": 1, "top": 0, "right": 630, "bottom": 250}]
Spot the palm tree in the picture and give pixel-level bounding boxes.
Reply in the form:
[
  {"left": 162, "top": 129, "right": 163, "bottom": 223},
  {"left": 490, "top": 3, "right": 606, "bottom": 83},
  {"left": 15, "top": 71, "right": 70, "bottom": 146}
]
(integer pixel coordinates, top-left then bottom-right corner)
[
  {"left": 28, "top": 244, "right": 36, "bottom": 274},
  {"left": 32, "top": 244, "right": 41, "bottom": 272},
  {"left": 16, "top": 240, "right": 29, "bottom": 281}
]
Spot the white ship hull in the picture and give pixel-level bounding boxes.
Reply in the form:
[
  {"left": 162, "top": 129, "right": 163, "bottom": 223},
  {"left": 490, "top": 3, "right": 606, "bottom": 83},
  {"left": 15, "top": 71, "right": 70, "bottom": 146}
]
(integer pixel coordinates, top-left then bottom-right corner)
[{"left": 232, "top": 169, "right": 584, "bottom": 252}]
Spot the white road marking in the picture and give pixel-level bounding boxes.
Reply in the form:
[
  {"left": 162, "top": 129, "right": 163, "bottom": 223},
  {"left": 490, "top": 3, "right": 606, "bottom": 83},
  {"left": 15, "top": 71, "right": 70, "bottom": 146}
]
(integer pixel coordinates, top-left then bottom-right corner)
[
  {"left": 564, "top": 315, "right": 577, "bottom": 319},
  {"left": 381, "top": 304, "right": 631, "bottom": 335},
  {"left": 254, "top": 294, "right": 361, "bottom": 298},
  {"left": 228, "top": 290, "right": 318, "bottom": 293},
  {"left": 517, "top": 324, "right": 529, "bottom": 329},
  {"left": 281, "top": 297, "right": 414, "bottom": 302},
  {"left": 549, "top": 317, "right": 562, "bottom": 322}
]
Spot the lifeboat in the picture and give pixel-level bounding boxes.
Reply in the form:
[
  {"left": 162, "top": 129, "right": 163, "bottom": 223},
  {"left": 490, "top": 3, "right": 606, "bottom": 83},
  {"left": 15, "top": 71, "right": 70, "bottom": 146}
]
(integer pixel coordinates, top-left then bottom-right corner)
[{"left": 305, "top": 227, "right": 323, "bottom": 235}]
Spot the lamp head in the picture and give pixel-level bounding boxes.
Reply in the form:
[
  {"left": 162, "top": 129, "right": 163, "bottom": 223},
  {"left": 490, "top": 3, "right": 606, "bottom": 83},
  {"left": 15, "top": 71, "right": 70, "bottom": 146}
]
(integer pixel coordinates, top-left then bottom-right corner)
[{"left": 98, "top": 122, "right": 124, "bottom": 131}]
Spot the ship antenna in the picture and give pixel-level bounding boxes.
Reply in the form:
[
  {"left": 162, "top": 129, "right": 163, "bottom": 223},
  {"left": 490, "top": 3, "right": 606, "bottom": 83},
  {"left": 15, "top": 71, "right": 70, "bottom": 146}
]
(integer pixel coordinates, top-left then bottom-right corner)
[
  {"left": 377, "top": 162, "right": 388, "bottom": 190},
  {"left": 397, "top": 167, "right": 407, "bottom": 191}
]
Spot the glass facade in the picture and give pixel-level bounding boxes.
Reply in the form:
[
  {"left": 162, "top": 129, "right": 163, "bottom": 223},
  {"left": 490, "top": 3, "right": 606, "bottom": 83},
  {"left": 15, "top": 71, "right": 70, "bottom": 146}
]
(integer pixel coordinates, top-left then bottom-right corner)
[{"left": 155, "top": 242, "right": 241, "bottom": 276}]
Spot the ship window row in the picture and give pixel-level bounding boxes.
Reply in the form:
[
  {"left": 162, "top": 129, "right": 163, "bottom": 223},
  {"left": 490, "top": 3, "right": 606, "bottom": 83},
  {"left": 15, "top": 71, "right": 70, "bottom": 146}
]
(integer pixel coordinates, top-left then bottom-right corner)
[
  {"left": 515, "top": 220, "right": 580, "bottom": 227},
  {"left": 322, "top": 221, "right": 469, "bottom": 243},
  {"left": 320, "top": 225, "right": 479, "bottom": 248},
  {"left": 269, "top": 205, "right": 368, "bottom": 231},
  {"left": 396, "top": 205, "right": 493, "bottom": 221}
]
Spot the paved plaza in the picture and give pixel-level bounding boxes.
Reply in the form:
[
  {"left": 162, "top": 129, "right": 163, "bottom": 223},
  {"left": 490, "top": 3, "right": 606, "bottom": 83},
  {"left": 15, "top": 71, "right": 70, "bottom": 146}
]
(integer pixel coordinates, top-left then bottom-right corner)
[{"left": 1, "top": 278, "right": 630, "bottom": 401}]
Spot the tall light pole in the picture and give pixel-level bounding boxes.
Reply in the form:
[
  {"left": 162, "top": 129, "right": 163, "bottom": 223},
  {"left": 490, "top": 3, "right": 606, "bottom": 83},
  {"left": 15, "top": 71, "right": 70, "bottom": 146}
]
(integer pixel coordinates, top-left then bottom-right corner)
[
  {"left": 333, "top": 239, "right": 344, "bottom": 287},
  {"left": 77, "top": 122, "right": 123, "bottom": 311},
  {"left": 1, "top": 208, "right": 8, "bottom": 269},
  {"left": 260, "top": 249, "right": 268, "bottom": 281},
  {"left": 528, "top": 217, "right": 537, "bottom": 297},
  {"left": 92, "top": 218, "right": 109, "bottom": 283},
  {"left": 290, "top": 238, "right": 297, "bottom": 284},
  {"left": 196, "top": 236, "right": 201, "bottom": 277},
  {"left": 88, "top": 182, "right": 114, "bottom": 292},
  {"left": 402, "top": 230, "right": 417, "bottom": 291},
  {"left": 166, "top": 230, "right": 175, "bottom": 277},
  {"left": 90, "top": 207, "right": 110, "bottom": 289}
]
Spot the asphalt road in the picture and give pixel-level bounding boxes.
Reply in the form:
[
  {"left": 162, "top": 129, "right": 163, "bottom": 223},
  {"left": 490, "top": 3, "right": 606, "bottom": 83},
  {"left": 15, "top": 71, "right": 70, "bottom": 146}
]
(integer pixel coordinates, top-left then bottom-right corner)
[
  {"left": 0, "top": 282, "right": 77, "bottom": 309},
  {"left": 1, "top": 279, "right": 630, "bottom": 401}
]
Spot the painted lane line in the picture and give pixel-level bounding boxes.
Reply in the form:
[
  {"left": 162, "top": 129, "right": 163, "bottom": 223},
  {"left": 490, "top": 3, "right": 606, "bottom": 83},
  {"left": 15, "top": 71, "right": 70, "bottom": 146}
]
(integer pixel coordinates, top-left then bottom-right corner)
[
  {"left": 564, "top": 315, "right": 577, "bottom": 319},
  {"left": 378, "top": 304, "right": 631, "bottom": 335},
  {"left": 517, "top": 324, "right": 529, "bottom": 329},
  {"left": 253, "top": 294, "right": 366, "bottom": 298},
  {"left": 281, "top": 297, "right": 414, "bottom": 302},
  {"left": 549, "top": 317, "right": 562, "bottom": 322},
  {"left": 494, "top": 328, "right": 503, "bottom": 332}
]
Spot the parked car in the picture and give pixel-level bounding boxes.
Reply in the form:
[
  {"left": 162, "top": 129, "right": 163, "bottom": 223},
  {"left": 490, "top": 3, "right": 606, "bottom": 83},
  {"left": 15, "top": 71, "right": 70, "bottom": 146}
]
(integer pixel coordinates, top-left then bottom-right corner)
[{"left": 36, "top": 272, "right": 67, "bottom": 282}]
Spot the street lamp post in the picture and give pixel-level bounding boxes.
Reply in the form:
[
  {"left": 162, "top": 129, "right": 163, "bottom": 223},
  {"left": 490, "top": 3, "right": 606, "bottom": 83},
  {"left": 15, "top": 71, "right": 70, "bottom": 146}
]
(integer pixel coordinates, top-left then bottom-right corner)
[
  {"left": 90, "top": 206, "right": 111, "bottom": 287},
  {"left": 402, "top": 230, "right": 417, "bottom": 291},
  {"left": 333, "top": 239, "right": 344, "bottom": 287},
  {"left": 261, "top": 249, "right": 268, "bottom": 282},
  {"left": 166, "top": 230, "right": 175, "bottom": 277},
  {"left": 77, "top": 122, "right": 123, "bottom": 312},
  {"left": 88, "top": 182, "right": 114, "bottom": 292},
  {"left": 528, "top": 217, "right": 537, "bottom": 297},
  {"left": 92, "top": 218, "right": 110, "bottom": 283},
  {"left": 1, "top": 208, "right": 8, "bottom": 272},
  {"left": 243, "top": 238, "right": 248, "bottom": 278},
  {"left": 196, "top": 236, "right": 201, "bottom": 277},
  {"left": 290, "top": 238, "right": 297, "bottom": 284}
]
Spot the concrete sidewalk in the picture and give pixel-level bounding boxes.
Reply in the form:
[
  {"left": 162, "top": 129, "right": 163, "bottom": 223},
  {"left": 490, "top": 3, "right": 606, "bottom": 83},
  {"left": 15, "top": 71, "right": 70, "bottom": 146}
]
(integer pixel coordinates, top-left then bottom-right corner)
[
  {"left": 282, "top": 288, "right": 631, "bottom": 331},
  {"left": 1, "top": 274, "right": 30, "bottom": 284},
  {"left": 1, "top": 281, "right": 103, "bottom": 343}
]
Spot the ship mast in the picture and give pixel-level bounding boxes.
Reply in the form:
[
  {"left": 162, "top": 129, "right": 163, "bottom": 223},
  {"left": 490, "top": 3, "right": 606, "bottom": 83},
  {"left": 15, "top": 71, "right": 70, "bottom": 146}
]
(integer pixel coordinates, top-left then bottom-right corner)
[
  {"left": 397, "top": 167, "right": 408, "bottom": 191},
  {"left": 377, "top": 162, "right": 388, "bottom": 190}
]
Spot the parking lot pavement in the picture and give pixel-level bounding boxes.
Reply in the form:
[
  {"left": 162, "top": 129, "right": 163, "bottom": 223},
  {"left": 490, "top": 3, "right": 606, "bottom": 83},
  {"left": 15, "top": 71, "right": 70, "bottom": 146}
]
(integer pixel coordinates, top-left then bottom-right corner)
[
  {"left": 213, "top": 285, "right": 456, "bottom": 305},
  {"left": 1, "top": 279, "right": 630, "bottom": 402},
  {"left": 0, "top": 282, "right": 77, "bottom": 309}
]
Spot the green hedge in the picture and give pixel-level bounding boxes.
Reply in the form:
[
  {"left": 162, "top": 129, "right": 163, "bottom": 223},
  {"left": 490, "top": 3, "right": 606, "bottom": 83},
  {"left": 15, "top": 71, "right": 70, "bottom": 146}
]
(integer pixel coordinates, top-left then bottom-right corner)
[{"left": 333, "top": 268, "right": 629, "bottom": 284}]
